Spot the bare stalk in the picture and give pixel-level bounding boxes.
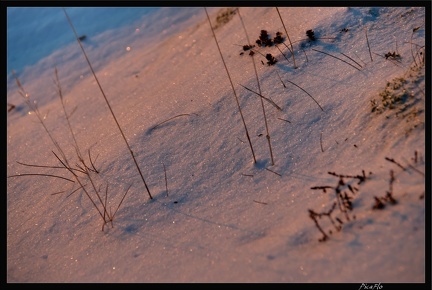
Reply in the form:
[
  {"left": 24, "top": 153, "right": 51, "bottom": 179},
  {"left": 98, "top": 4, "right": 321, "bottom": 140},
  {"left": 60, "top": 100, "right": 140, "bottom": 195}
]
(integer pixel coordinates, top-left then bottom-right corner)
[
  {"left": 365, "top": 27, "right": 373, "bottom": 62},
  {"left": 204, "top": 7, "right": 257, "bottom": 164},
  {"left": 237, "top": 8, "right": 278, "bottom": 165},
  {"left": 280, "top": 74, "right": 324, "bottom": 112},
  {"left": 275, "top": 7, "right": 297, "bottom": 68},
  {"left": 163, "top": 162, "right": 168, "bottom": 196},
  {"left": 63, "top": 8, "right": 153, "bottom": 199}
]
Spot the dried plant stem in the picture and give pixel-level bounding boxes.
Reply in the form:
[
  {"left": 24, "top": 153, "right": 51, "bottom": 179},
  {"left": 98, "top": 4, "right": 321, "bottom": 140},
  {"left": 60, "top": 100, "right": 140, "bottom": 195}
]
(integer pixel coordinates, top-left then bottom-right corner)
[
  {"left": 54, "top": 67, "right": 84, "bottom": 162},
  {"left": 384, "top": 157, "right": 406, "bottom": 171},
  {"left": 265, "top": 167, "right": 281, "bottom": 177},
  {"left": 7, "top": 173, "right": 75, "bottom": 183},
  {"left": 320, "top": 132, "right": 324, "bottom": 152},
  {"left": 162, "top": 162, "right": 168, "bottom": 196},
  {"left": 204, "top": 7, "right": 256, "bottom": 164},
  {"left": 151, "top": 113, "right": 197, "bottom": 131},
  {"left": 302, "top": 49, "right": 309, "bottom": 63},
  {"left": 277, "top": 117, "right": 291, "bottom": 123},
  {"left": 16, "top": 160, "right": 86, "bottom": 174},
  {"left": 365, "top": 27, "right": 373, "bottom": 62},
  {"left": 52, "top": 150, "right": 107, "bottom": 222},
  {"left": 110, "top": 183, "right": 133, "bottom": 223},
  {"left": 276, "top": 71, "right": 286, "bottom": 88},
  {"left": 63, "top": 8, "right": 152, "bottom": 200},
  {"left": 340, "top": 52, "right": 362, "bottom": 68},
  {"left": 311, "top": 48, "right": 361, "bottom": 71},
  {"left": 280, "top": 75, "right": 324, "bottom": 112},
  {"left": 275, "top": 7, "right": 297, "bottom": 68},
  {"left": 275, "top": 44, "right": 290, "bottom": 63},
  {"left": 238, "top": 84, "right": 282, "bottom": 111},
  {"left": 12, "top": 70, "right": 112, "bottom": 228},
  {"left": 12, "top": 71, "right": 69, "bottom": 166}
]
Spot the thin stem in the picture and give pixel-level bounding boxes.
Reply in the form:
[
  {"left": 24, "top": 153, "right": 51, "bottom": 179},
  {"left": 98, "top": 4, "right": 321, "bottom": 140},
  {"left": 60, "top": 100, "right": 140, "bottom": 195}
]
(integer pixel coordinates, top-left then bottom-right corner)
[
  {"left": 7, "top": 173, "right": 75, "bottom": 183},
  {"left": 163, "top": 162, "right": 168, "bottom": 196},
  {"left": 365, "top": 27, "right": 373, "bottom": 62},
  {"left": 204, "top": 7, "right": 256, "bottom": 164},
  {"left": 276, "top": 7, "right": 297, "bottom": 68},
  {"left": 339, "top": 52, "right": 362, "bottom": 68},
  {"left": 281, "top": 75, "right": 324, "bottom": 112},
  {"left": 239, "top": 84, "right": 282, "bottom": 111},
  {"left": 311, "top": 48, "right": 361, "bottom": 71},
  {"left": 151, "top": 113, "right": 197, "bottom": 131},
  {"left": 63, "top": 8, "right": 152, "bottom": 199}
]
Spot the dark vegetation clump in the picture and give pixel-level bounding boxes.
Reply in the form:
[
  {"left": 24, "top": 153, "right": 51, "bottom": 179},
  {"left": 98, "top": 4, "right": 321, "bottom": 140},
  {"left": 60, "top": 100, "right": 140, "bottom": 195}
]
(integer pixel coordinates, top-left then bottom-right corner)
[
  {"left": 273, "top": 31, "right": 285, "bottom": 44},
  {"left": 306, "top": 29, "right": 316, "bottom": 41},
  {"left": 373, "top": 170, "right": 397, "bottom": 210},
  {"left": 256, "top": 29, "right": 274, "bottom": 47},
  {"left": 265, "top": 53, "right": 277, "bottom": 65},
  {"left": 255, "top": 30, "right": 285, "bottom": 47},
  {"left": 242, "top": 44, "right": 255, "bottom": 51},
  {"left": 213, "top": 8, "right": 237, "bottom": 29},
  {"left": 385, "top": 51, "right": 401, "bottom": 60},
  {"left": 309, "top": 170, "right": 373, "bottom": 241}
]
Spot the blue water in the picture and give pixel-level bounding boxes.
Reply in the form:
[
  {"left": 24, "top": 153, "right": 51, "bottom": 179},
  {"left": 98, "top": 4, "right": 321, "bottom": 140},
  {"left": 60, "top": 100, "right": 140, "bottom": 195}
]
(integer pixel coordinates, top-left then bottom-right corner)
[{"left": 7, "top": 7, "right": 160, "bottom": 73}]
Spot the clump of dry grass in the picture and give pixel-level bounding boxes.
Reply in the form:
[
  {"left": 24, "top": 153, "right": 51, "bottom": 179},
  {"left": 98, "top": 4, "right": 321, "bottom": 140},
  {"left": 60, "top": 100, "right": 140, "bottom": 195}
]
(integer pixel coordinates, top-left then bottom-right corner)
[
  {"left": 63, "top": 8, "right": 153, "bottom": 200},
  {"left": 9, "top": 69, "right": 133, "bottom": 231}
]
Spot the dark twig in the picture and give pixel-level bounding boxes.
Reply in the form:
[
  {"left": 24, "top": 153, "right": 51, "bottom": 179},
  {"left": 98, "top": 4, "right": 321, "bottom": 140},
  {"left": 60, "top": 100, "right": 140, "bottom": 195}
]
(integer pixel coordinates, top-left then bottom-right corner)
[
  {"left": 241, "top": 173, "right": 254, "bottom": 177},
  {"left": 265, "top": 168, "right": 282, "bottom": 177},
  {"left": 384, "top": 157, "right": 406, "bottom": 171},
  {"left": 310, "top": 186, "right": 334, "bottom": 193},
  {"left": 277, "top": 117, "right": 291, "bottom": 123},
  {"left": 320, "top": 132, "right": 324, "bottom": 152}
]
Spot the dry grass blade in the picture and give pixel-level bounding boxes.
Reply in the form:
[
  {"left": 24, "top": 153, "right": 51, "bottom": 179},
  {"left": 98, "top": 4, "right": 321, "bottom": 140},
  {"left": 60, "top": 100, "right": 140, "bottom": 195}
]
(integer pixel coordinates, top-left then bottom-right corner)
[
  {"left": 238, "top": 84, "right": 282, "bottom": 111},
  {"left": 277, "top": 117, "right": 291, "bottom": 123},
  {"left": 111, "top": 183, "right": 134, "bottom": 221},
  {"left": 88, "top": 149, "right": 99, "bottom": 173},
  {"left": 150, "top": 113, "right": 197, "bottom": 131},
  {"left": 281, "top": 77, "right": 324, "bottom": 112},
  {"left": 339, "top": 52, "right": 362, "bottom": 68},
  {"left": 276, "top": 71, "right": 287, "bottom": 88},
  {"left": 311, "top": 48, "right": 362, "bottom": 72},
  {"left": 52, "top": 150, "right": 106, "bottom": 222},
  {"left": 265, "top": 168, "right": 282, "bottom": 177},
  {"left": 7, "top": 173, "right": 75, "bottom": 183},
  {"left": 320, "top": 132, "right": 324, "bottom": 152},
  {"left": 162, "top": 162, "right": 168, "bottom": 197}
]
